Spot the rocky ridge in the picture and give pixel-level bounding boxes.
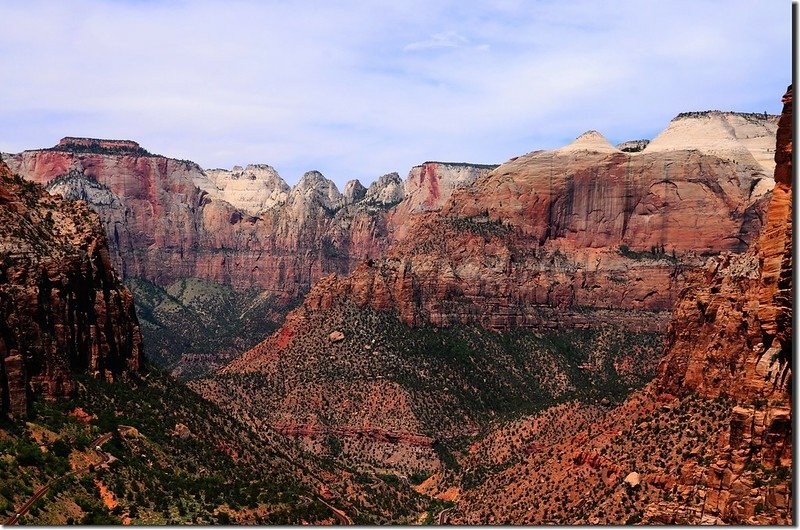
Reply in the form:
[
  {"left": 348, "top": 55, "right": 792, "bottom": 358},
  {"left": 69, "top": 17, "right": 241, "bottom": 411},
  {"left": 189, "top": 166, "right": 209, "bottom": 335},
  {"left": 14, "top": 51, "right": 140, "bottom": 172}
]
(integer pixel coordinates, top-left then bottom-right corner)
[
  {"left": 0, "top": 157, "right": 143, "bottom": 415},
  {"left": 5, "top": 109, "right": 775, "bottom": 315},
  {"left": 4, "top": 144, "right": 496, "bottom": 300}
]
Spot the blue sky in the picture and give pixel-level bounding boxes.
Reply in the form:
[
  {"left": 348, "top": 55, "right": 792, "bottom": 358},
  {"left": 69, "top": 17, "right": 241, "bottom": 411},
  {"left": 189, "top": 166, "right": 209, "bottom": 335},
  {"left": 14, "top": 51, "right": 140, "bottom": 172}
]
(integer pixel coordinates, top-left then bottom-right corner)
[{"left": 0, "top": 0, "right": 792, "bottom": 187}]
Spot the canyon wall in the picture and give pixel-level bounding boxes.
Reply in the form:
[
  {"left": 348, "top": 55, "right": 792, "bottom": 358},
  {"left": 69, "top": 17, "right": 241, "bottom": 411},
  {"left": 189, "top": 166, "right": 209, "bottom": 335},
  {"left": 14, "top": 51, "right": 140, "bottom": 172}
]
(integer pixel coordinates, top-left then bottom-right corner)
[
  {"left": 642, "top": 85, "right": 793, "bottom": 525},
  {"left": 448, "top": 89, "right": 792, "bottom": 526},
  {"left": 4, "top": 110, "right": 777, "bottom": 330},
  {"left": 0, "top": 157, "right": 142, "bottom": 416},
  {"left": 302, "top": 127, "right": 773, "bottom": 331},
  {"left": 656, "top": 89, "right": 792, "bottom": 401},
  {"left": 4, "top": 144, "right": 494, "bottom": 300}
]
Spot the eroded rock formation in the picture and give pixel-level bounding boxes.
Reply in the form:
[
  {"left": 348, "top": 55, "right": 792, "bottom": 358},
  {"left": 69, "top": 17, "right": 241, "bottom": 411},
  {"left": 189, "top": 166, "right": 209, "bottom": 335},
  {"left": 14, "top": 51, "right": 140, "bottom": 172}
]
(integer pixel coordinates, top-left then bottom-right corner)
[
  {"left": 656, "top": 88, "right": 792, "bottom": 401},
  {"left": 5, "top": 108, "right": 775, "bottom": 319},
  {"left": 0, "top": 157, "right": 143, "bottom": 415},
  {"left": 5, "top": 142, "right": 501, "bottom": 301},
  {"left": 447, "top": 85, "right": 793, "bottom": 526},
  {"left": 645, "top": 85, "right": 793, "bottom": 525}
]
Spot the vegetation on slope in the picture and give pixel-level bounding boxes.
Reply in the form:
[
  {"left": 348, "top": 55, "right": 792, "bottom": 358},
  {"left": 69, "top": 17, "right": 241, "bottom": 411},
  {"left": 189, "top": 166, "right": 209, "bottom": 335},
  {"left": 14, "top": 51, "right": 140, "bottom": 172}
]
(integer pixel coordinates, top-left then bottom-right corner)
[
  {"left": 0, "top": 369, "right": 428, "bottom": 525},
  {"left": 198, "top": 304, "right": 663, "bottom": 477},
  {"left": 451, "top": 389, "right": 791, "bottom": 525},
  {"left": 128, "top": 277, "right": 296, "bottom": 377}
]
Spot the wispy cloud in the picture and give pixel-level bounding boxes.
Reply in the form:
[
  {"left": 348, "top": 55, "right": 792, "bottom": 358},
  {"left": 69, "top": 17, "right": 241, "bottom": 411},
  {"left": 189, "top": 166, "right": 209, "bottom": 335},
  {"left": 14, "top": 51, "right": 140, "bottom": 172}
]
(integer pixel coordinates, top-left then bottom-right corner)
[
  {"left": 404, "top": 31, "right": 479, "bottom": 52},
  {"left": 0, "top": 0, "right": 791, "bottom": 187}
]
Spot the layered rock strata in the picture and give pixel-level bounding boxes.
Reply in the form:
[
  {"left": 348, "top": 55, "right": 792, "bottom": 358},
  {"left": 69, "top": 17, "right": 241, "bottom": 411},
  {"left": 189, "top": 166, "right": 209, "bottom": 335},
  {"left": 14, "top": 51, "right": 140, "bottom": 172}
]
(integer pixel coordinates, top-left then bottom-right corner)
[
  {"left": 449, "top": 85, "right": 793, "bottom": 526},
  {"left": 4, "top": 109, "right": 777, "bottom": 324},
  {"left": 644, "top": 85, "right": 793, "bottom": 525},
  {"left": 302, "top": 132, "right": 772, "bottom": 330},
  {"left": 5, "top": 141, "right": 498, "bottom": 299}
]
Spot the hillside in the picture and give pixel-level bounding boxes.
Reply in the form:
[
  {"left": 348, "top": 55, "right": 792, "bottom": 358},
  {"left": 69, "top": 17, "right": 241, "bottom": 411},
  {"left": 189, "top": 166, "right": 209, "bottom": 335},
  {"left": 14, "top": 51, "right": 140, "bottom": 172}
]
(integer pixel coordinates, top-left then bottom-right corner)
[
  {"left": 126, "top": 277, "right": 295, "bottom": 376},
  {"left": 0, "top": 369, "right": 429, "bottom": 524},
  {"left": 195, "top": 303, "right": 662, "bottom": 476}
]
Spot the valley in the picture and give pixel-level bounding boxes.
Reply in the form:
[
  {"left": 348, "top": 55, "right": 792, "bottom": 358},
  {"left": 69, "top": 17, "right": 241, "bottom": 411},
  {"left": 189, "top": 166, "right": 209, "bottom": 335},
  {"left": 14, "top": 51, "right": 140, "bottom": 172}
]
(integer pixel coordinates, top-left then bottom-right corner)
[{"left": 0, "top": 88, "right": 791, "bottom": 525}]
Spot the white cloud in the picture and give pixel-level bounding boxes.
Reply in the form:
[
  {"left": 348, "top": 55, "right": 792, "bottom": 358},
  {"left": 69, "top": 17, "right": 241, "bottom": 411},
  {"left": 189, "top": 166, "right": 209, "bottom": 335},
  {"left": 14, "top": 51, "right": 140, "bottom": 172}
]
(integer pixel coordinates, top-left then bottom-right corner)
[
  {"left": 404, "top": 31, "right": 470, "bottom": 52},
  {"left": 0, "top": 0, "right": 791, "bottom": 187}
]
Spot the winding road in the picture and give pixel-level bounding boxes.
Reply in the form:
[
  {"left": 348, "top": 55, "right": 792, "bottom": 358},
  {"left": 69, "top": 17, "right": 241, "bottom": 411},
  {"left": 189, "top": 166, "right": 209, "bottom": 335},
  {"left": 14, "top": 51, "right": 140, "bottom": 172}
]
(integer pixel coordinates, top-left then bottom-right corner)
[
  {"left": 299, "top": 494, "right": 352, "bottom": 525},
  {"left": 4, "top": 431, "right": 115, "bottom": 525},
  {"left": 436, "top": 506, "right": 454, "bottom": 525}
]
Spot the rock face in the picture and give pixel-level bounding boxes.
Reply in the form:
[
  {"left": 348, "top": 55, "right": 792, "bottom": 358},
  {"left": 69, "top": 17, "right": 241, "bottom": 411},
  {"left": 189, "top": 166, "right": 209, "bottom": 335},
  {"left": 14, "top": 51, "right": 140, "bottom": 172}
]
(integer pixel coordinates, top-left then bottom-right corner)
[
  {"left": 643, "top": 85, "right": 793, "bottom": 525},
  {"left": 5, "top": 109, "right": 775, "bottom": 318},
  {"left": 556, "top": 130, "right": 620, "bottom": 153},
  {"left": 54, "top": 137, "right": 150, "bottom": 155},
  {"left": 616, "top": 139, "right": 650, "bottom": 152},
  {"left": 5, "top": 142, "right": 506, "bottom": 303},
  {"left": 363, "top": 172, "right": 404, "bottom": 207},
  {"left": 343, "top": 179, "right": 367, "bottom": 205},
  {"left": 196, "top": 164, "right": 290, "bottom": 215},
  {"left": 644, "top": 110, "right": 780, "bottom": 178},
  {"left": 0, "top": 157, "right": 143, "bottom": 416},
  {"left": 656, "top": 90, "right": 792, "bottom": 401},
  {"left": 401, "top": 161, "right": 497, "bottom": 213},
  {"left": 448, "top": 86, "right": 793, "bottom": 526},
  {"left": 3, "top": 145, "right": 387, "bottom": 296},
  {"left": 302, "top": 128, "right": 772, "bottom": 330}
]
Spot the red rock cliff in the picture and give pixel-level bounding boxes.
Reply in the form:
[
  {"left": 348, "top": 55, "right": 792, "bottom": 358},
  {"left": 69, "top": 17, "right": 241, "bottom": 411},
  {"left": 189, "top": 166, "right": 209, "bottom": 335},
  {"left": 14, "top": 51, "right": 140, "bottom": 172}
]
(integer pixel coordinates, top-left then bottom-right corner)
[
  {"left": 656, "top": 85, "right": 792, "bottom": 400},
  {"left": 647, "top": 85, "right": 792, "bottom": 524},
  {"left": 4, "top": 148, "right": 391, "bottom": 298},
  {"left": 304, "top": 134, "right": 771, "bottom": 330},
  {"left": 0, "top": 157, "right": 143, "bottom": 416}
]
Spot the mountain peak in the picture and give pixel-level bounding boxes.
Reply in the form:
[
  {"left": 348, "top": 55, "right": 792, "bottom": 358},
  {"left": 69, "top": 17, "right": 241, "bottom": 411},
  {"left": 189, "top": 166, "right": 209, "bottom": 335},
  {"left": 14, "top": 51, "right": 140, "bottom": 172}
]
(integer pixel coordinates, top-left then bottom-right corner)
[
  {"left": 343, "top": 179, "right": 367, "bottom": 205},
  {"left": 291, "top": 170, "right": 344, "bottom": 212},
  {"left": 557, "top": 130, "right": 619, "bottom": 153},
  {"left": 364, "top": 172, "right": 404, "bottom": 206},
  {"left": 644, "top": 110, "right": 779, "bottom": 174}
]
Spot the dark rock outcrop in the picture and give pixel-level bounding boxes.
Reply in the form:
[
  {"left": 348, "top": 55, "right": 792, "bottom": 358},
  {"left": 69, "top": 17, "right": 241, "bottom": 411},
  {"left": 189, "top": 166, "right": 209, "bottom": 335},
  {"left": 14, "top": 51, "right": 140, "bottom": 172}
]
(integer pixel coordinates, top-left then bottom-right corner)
[{"left": 0, "top": 158, "right": 143, "bottom": 415}]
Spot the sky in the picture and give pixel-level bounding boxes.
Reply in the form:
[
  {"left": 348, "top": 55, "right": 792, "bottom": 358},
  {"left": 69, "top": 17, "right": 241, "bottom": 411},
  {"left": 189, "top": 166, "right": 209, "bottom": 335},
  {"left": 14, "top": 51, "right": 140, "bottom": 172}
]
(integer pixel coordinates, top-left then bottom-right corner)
[{"left": 0, "top": 0, "right": 792, "bottom": 188}]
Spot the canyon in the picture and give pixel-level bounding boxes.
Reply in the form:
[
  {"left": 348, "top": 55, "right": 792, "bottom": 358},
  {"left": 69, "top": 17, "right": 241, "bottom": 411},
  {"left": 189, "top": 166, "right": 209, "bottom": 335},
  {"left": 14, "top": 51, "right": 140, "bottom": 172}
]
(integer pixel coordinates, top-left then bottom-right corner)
[
  {"left": 187, "top": 100, "right": 790, "bottom": 526},
  {"left": 444, "top": 86, "right": 794, "bottom": 525},
  {"left": 0, "top": 91, "right": 790, "bottom": 525},
  {"left": 3, "top": 110, "right": 778, "bottom": 372}
]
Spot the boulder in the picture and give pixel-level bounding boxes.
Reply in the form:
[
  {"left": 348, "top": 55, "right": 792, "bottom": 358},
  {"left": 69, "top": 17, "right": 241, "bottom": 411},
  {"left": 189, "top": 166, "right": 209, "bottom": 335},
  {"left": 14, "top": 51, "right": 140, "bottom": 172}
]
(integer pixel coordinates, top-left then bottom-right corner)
[{"left": 624, "top": 471, "right": 641, "bottom": 487}]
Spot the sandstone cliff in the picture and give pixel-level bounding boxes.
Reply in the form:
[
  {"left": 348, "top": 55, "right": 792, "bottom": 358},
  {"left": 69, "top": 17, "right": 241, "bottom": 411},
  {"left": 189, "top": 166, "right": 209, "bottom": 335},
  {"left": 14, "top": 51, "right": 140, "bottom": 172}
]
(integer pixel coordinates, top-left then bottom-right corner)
[
  {"left": 448, "top": 85, "right": 792, "bottom": 526},
  {"left": 301, "top": 124, "right": 772, "bottom": 331},
  {"left": 0, "top": 157, "right": 143, "bottom": 416},
  {"left": 6, "top": 111, "right": 774, "bottom": 319},
  {"left": 196, "top": 164, "right": 290, "bottom": 216},
  {"left": 644, "top": 85, "right": 792, "bottom": 524},
  {"left": 5, "top": 140, "right": 501, "bottom": 301},
  {"left": 656, "top": 91, "right": 791, "bottom": 401}
]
